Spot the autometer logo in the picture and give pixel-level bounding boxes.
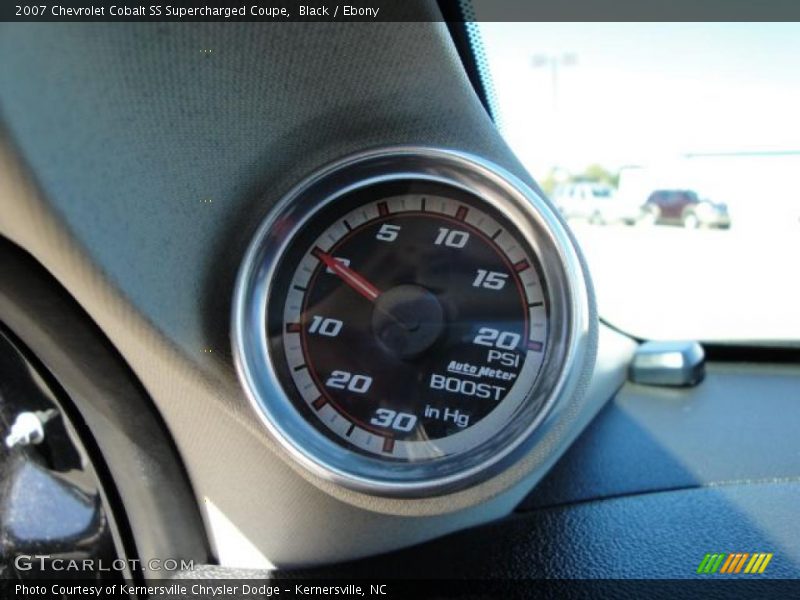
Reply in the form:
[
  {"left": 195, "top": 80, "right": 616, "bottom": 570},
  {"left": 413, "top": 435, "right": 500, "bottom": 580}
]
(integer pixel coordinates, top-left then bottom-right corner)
[{"left": 697, "top": 552, "right": 773, "bottom": 575}]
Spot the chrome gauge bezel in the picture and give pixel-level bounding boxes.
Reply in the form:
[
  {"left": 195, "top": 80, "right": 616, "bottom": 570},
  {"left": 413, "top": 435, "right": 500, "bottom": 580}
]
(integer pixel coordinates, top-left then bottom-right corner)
[{"left": 232, "top": 147, "right": 590, "bottom": 497}]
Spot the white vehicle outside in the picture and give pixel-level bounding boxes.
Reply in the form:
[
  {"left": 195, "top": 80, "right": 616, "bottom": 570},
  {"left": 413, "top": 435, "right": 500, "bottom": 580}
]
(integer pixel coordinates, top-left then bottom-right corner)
[{"left": 551, "top": 182, "right": 645, "bottom": 225}]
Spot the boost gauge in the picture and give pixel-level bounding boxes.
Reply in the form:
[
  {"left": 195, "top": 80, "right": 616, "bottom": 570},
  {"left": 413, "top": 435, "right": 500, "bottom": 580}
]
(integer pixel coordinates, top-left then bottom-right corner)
[{"left": 233, "top": 148, "right": 590, "bottom": 498}]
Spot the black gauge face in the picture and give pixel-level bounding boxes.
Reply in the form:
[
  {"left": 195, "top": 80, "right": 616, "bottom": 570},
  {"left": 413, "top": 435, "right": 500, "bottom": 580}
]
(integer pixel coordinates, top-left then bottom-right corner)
[{"left": 268, "top": 184, "right": 549, "bottom": 462}]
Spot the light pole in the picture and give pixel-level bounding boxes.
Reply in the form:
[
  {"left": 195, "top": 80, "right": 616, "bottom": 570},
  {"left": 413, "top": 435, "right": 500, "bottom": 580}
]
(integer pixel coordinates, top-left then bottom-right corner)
[{"left": 531, "top": 53, "right": 578, "bottom": 112}]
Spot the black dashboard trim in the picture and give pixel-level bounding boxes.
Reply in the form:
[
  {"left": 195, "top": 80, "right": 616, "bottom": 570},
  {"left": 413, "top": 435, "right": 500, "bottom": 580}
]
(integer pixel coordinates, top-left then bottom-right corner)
[{"left": 0, "top": 237, "right": 210, "bottom": 573}]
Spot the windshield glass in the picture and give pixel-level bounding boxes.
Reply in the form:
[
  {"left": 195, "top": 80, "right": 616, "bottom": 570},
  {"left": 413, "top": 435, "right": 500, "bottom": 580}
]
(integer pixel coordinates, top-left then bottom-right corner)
[{"left": 477, "top": 22, "right": 800, "bottom": 343}]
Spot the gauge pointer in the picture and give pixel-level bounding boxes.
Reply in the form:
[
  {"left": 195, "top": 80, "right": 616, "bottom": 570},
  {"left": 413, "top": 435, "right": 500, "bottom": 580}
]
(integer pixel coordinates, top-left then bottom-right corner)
[
  {"left": 314, "top": 249, "right": 430, "bottom": 339},
  {"left": 313, "top": 249, "right": 382, "bottom": 302}
]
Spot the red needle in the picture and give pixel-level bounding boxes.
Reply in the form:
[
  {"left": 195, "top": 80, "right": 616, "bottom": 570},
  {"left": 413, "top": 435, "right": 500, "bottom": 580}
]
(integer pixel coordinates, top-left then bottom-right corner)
[{"left": 313, "top": 249, "right": 382, "bottom": 302}]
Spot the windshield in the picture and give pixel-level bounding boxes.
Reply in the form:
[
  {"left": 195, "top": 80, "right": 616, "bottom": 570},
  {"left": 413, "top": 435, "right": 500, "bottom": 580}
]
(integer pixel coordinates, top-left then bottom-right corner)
[{"left": 477, "top": 22, "right": 800, "bottom": 343}]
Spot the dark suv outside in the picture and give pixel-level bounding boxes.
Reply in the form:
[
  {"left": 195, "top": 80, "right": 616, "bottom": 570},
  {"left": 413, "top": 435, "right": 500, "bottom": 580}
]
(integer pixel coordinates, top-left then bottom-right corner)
[{"left": 645, "top": 189, "right": 731, "bottom": 229}]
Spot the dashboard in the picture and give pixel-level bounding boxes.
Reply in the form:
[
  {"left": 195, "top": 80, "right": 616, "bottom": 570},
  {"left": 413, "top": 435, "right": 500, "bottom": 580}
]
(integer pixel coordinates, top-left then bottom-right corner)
[{"left": 1, "top": 5, "right": 798, "bottom": 583}]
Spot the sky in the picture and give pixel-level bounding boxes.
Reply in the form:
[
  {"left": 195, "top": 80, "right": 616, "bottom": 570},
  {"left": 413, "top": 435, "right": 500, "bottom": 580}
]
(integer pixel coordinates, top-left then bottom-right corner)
[{"left": 478, "top": 23, "right": 800, "bottom": 177}]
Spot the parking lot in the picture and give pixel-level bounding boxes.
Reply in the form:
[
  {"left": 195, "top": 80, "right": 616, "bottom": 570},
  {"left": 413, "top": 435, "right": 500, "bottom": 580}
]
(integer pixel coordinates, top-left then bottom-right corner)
[{"left": 569, "top": 221, "right": 800, "bottom": 343}]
